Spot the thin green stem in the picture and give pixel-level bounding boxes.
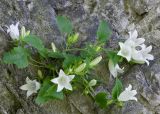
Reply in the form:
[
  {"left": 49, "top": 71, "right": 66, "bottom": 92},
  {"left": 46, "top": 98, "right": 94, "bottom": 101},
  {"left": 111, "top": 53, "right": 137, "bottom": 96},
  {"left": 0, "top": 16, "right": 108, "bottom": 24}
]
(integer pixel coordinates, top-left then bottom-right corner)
[
  {"left": 30, "top": 58, "right": 46, "bottom": 66},
  {"left": 64, "top": 48, "right": 86, "bottom": 52},
  {"left": 29, "top": 62, "right": 46, "bottom": 68},
  {"left": 82, "top": 77, "right": 95, "bottom": 98}
]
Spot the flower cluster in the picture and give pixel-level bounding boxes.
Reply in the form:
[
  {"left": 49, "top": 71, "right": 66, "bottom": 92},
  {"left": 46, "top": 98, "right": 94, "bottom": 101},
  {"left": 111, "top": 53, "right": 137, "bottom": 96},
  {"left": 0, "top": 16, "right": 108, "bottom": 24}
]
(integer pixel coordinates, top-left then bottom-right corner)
[
  {"left": 109, "top": 29, "right": 154, "bottom": 78},
  {"left": 118, "top": 30, "right": 154, "bottom": 65}
]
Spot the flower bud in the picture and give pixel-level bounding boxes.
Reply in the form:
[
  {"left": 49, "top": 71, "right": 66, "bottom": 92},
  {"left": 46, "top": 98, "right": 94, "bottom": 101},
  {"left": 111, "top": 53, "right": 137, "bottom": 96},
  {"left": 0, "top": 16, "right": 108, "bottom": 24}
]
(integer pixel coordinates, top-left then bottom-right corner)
[
  {"left": 95, "top": 46, "right": 101, "bottom": 52},
  {"left": 75, "top": 63, "right": 86, "bottom": 73},
  {"left": 38, "top": 70, "right": 43, "bottom": 79},
  {"left": 89, "top": 56, "right": 102, "bottom": 67},
  {"left": 67, "top": 33, "right": 79, "bottom": 46},
  {"left": 89, "top": 79, "right": 97, "bottom": 87},
  {"left": 51, "top": 42, "right": 57, "bottom": 52},
  {"left": 21, "top": 26, "right": 30, "bottom": 38}
]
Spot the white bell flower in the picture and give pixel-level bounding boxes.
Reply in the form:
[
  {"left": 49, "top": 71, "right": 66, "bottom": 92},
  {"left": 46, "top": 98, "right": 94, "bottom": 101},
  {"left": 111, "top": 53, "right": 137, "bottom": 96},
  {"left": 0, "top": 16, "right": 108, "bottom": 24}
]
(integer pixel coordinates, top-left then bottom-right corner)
[
  {"left": 51, "top": 69, "right": 75, "bottom": 92},
  {"left": 7, "top": 22, "right": 20, "bottom": 40},
  {"left": 108, "top": 59, "right": 124, "bottom": 78},
  {"left": 20, "top": 77, "right": 41, "bottom": 98},
  {"left": 125, "top": 29, "right": 145, "bottom": 48},
  {"left": 131, "top": 49, "right": 145, "bottom": 64},
  {"left": 118, "top": 84, "right": 137, "bottom": 102},
  {"left": 132, "top": 44, "right": 154, "bottom": 65},
  {"left": 117, "top": 42, "right": 132, "bottom": 61}
]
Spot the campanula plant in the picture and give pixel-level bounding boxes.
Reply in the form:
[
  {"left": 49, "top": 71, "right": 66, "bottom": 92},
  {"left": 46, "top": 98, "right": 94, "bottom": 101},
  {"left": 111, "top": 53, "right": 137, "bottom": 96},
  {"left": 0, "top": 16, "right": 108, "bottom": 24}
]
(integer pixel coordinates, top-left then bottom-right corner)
[{"left": 2, "top": 16, "right": 154, "bottom": 110}]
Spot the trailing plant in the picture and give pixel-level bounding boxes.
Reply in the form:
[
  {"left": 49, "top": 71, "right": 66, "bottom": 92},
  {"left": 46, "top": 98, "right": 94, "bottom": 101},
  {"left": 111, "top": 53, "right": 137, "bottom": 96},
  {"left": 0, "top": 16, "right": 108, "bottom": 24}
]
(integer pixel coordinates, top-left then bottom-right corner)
[{"left": 2, "top": 16, "right": 154, "bottom": 110}]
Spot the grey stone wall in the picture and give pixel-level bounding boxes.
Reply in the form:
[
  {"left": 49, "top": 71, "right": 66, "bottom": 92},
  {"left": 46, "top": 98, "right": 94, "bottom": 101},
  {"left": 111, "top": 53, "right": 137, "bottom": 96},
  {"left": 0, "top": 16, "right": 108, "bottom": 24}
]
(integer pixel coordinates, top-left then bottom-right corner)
[{"left": 0, "top": 0, "right": 160, "bottom": 114}]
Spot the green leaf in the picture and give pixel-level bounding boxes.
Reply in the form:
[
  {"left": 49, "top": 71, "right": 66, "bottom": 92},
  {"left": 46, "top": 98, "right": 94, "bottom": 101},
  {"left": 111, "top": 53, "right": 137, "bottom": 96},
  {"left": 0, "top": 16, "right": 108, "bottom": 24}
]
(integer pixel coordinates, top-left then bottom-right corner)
[
  {"left": 38, "top": 48, "right": 49, "bottom": 58},
  {"left": 3, "top": 46, "right": 29, "bottom": 68},
  {"left": 38, "top": 48, "right": 64, "bottom": 59},
  {"left": 35, "top": 78, "right": 63, "bottom": 105},
  {"left": 63, "top": 53, "right": 81, "bottom": 69},
  {"left": 95, "top": 92, "right": 108, "bottom": 108},
  {"left": 107, "top": 51, "right": 122, "bottom": 65},
  {"left": 80, "top": 44, "right": 97, "bottom": 60},
  {"left": 44, "top": 85, "right": 63, "bottom": 100},
  {"left": 112, "top": 78, "right": 123, "bottom": 100},
  {"left": 97, "top": 20, "right": 112, "bottom": 42},
  {"left": 47, "top": 51, "right": 64, "bottom": 59},
  {"left": 24, "top": 35, "right": 45, "bottom": 51},
  {"left": 56, "top": 16, "right": 73, "bottom": 34}
]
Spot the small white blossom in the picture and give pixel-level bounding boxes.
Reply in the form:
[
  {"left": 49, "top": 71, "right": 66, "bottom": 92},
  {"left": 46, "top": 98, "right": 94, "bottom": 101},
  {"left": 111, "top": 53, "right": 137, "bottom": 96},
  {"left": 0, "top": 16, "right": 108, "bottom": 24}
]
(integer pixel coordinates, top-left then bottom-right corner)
[
  {"left": 125, "top": 30, "right": 145, "bottom": 48},
  {"left": 20, "top": 77, "right": 41, "bottom": 98},
  {"left": 7, "top": 22, "right": 20, "bottom": 40},
  {"left": 108, "top": 59, "right": 124, "bottom": 78},
  {"left": 118, "top": 84, "right": 137, "bottom": 102},
  {"left": 117, "top": 42, "right": 132, "bottom": 61},
  {"left": 132, "top": 44, "right": 154, "bottom": 65},
  {"left": 51, "top": 69, "right": 75, "bottom": 92}
]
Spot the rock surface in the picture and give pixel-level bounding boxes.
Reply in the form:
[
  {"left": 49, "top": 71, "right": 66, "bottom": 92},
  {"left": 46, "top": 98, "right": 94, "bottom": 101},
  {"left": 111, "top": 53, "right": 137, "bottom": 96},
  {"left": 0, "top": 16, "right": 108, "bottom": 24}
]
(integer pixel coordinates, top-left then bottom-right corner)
[{"left": 0, "top": 0, "right": 160, "bottom": 114}]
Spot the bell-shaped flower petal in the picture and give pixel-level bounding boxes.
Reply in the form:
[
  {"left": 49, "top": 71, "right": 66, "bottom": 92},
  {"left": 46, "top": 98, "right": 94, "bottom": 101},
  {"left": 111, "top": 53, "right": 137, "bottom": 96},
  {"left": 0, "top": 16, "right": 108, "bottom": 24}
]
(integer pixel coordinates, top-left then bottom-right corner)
[
  {"left": 108, "top": 59, "right": 124, "bottom": 78},
  {"left": 125, "top": 30, "right": 145, "bottom": 48},
  {"left": 132, "top": 44, "right": 154, "bottom": 65},
  {"left": 51, "top": 69, "right": 75, "bottom": 92},
  {"left": 7, "top": 22, "right": 20, "bottom": 40},
  {"left": 117, "top": 42, "right": 132, "bottom": 61},
  {"left": 131, "top": 49, "right": 145, "bottom": 64},
  {"left": 20, "top": 77, "right": 41, "bottom": 98},
  {"left": 141, "top": 45, "right": 154, "bottom": 65},
  {"left": 118, "top": 84, "right": 137, "bottom": 102},
  {"left": 129, "top": 29, "right": 138, "bottom": 40}
]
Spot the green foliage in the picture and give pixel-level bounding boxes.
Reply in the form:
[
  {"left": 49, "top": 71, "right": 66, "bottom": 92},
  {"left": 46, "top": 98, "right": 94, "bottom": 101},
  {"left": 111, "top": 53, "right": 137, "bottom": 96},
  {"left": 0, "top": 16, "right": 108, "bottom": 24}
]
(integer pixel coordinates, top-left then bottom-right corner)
[
  {"left": 2, "top": 15, "right": 131, "bottom": 110},
  {"left": 80, "top": 44, "right": 98, "bottom": 60},
  {"left": 3, "top": 46, "right": 29, "bottom": 68},
  {"left": 95, "top": 92, "right": 108, "bottom": 108},
  {"left": 67, "top": 33, "right": 79, "bottom": 47},
  {"left": 107, "top": 51, "right": 122, "bottom": 65},
  {"left": 35, "top": 78, "right": 63, "bottom": 105},
  {"left": 24, "top": 35, "right": 44, "bottom": 51},
  {"left": 112, "top": 78, "right": 123, "bottom": 100},
  {"left": 56, "top": 16, "right": 73, "bottom": 34},
  {"left": 47, "top": 51, "right": 64, "bottom": 59},
  {"left": 63, "top": 53, "right": 82, "bottom": 69},
  {"left": 97, "top": 20, "right": 112, "bottom": 42}
]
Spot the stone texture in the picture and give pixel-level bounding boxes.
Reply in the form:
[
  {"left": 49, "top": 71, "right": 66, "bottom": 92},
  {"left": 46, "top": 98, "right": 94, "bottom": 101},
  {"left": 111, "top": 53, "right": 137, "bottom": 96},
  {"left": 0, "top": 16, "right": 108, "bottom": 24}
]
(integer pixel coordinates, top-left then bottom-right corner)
[{"left": 0, "top": 0, "right": 160, "bottom": 114}]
